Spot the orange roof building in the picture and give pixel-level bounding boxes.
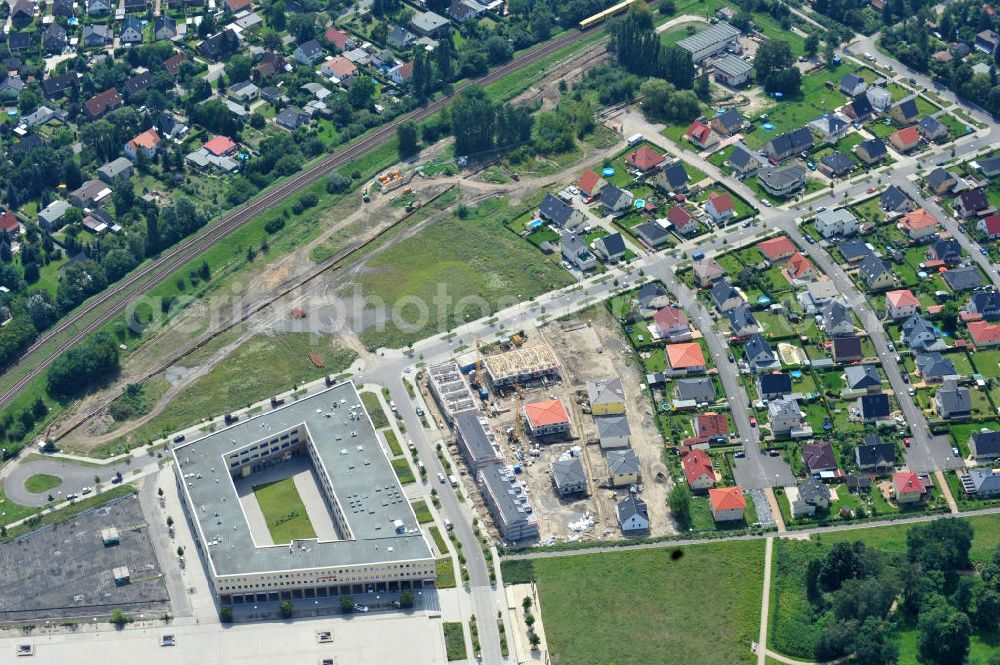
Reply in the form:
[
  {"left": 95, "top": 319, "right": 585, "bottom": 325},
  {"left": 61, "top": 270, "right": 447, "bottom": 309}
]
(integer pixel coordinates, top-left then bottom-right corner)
[
  {"left": 786, "top": 252, "right": 816, "bottom": 281},
  {"left": 758, "top": 236, "right": 796, "bottom": 262},
  {"left": 626, "top": 145, "right": 666, "bottom": 172},
  {"left": 682, "top": 449, "right": 716, "bottom": 490},
  {"left": 968, "top": 320, "right": 1000, "bottom": 348},
  {"left": 666, "top": 342, "right": 706, "bottom": 372},
  {"left": 709, "top": 486, "right": 746, "bottom": 521},
  {"left": 890, "top": 126, "right": 921, "bottom": 152},
  {"left": 523, "top": 399, "right": 571, "bottom": 436},
  {"left": 204, "top": 135, "right": 238, "bottom": 157},
  {"left": 0, "top": 211, "right": 20, "bottom": 234},
  {"left": 322, "top": 55, "right": 357, "bottom": 80},
  {"left": 694, "top": 412, "right": 729, "bottom": 439},
  {"left": 893, "top": 471, "right": 925, "bottom": 503},
  {"left": 579, "top": 169, "right": 601, "bottom": 197},
  {"left": 125, "top": 128, "right": 160, "bottom": 159},
  {"left": 898, "top": 208, "right": 939, "bottom": 239}
]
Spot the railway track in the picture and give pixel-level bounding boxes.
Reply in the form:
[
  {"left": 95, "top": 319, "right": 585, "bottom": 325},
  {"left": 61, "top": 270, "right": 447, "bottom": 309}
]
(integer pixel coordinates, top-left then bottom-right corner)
[{"left": 0, "top": 26, "right": 598, "bottom": 410}]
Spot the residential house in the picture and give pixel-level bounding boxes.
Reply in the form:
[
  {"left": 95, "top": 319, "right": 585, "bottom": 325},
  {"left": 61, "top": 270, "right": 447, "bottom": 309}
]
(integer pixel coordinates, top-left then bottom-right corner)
[
  {"left": 625, "top": 145, "right": 666, "bottom": 173},
  {"left": 83, "top": 88, "right": 123, "bottom": 119},
  {"left": 523, "top": 399, "right": 571, "bottom": 438},
  {"left": 82, "top": 24, "right": 112, "bottom": 48},
  {"left": 164, "top": 53, "right": 187, "bottom": 77},
  {"left": 890, "top": 97, "right": 920, "bottom": 125},
  {"left": 727, "top": 142, "right": 765, "bottom": 177},
  {"left": 886, "top": 289, "right": 920, "bottom": 319},
  {"left": 964, "top": 468, "right": 1000, "bottom": 498},
  {"left": 727, "top": 303, "right": 760, "bottom": 337},
  {"left": 898, "top": 208, "right": 939, "bottom": 240},
  {"left": 388, "top": 61, "right": 413, "bottom": 85},
  {"left": 890, "top": 126, "right": 921, "bottom": 153},
  {"left": 859, "top": 392, "right": 890, "bottom": 422},
  {"left": 818, "top": 151, "right": 855, "bottom": 179},
  {"left": 693, "top": 412, "right": 729, "bottom": 442},
  {"left": 902, "top": 314, "right": 943, "bottom": 351},
  {"left": 708, "top": 486, "right": 745, "bottom": 522},
  {"left": 0, "top": 211, "right": 21, "bottom": 236},
  {"left": 665, "top": 205, "right": 698, "bottom": 236},
  {"left": 934, "top": 379, "right": 971, "bottom": 419},
  {"left": 322, "top": 55, "right": 357, "bottom": 83},
  {"left": 227, "top": 80, "right": 259, "bottom": 104},
  {"left": 293, "top": 39, "right": 324, "bottom": 66},
  {"left": 928, "top": 238, "right": 962, "bottom": 264},
  {"left": 275, "top": 106, "right": 310, "bottom": 131},
  {"left": 845, "top": 364, "right": 881, "bottom": 392},
  {"left": 798, "top": 281, "right": 841, "bottom": 314},
  {"left": 977, "top": 155, "right": 1000, "bottom": 177},
  {"left": 969, "top": 320, "right": 1000, "bottom": 348},
  {"left": 786, "top": 252, "right": 817, "bottom": 282},
  {"left": 410, "top": 11, "right": 449, "bottom": 37},
  {"left": 155, "top": 16, "right": 177, "bottom": 41},
  {"left": 845, "top": 93, "right": 875, "bottom": 121},
  {"left": 855, "top": 433, "right": 897, "bottom": 473},
  {"left": 599, "top": 185, "right": 633, "bottom": 214},
  {"left": 592, "top": 233, "right": 626, "bottom": 262},
  {"left": 956, "top": 188, "right": 993, "bottom": 218},
  {"left": 809, "top": 114, "right": 850, "bottom": 144},
  {"left": 656, "top": 162, "right": 690, "bottom": 194},
  {"left": 710, "top": 278, "right": 744, "bottom": 312},
  {"left": 637, "top": 283, "right": 671, "bottom": 315},
  {"left": 790, "top": 478, "right": 832, "bottom": 517},
  {"left": 38, "top": 200, "right": 71, "bottom": 231},
  {"left": 578, "top": 169, "right": 601, "bottom": 198},
  {"left": 665, "top": 342, "right": 706, "bottom": 375},
  {"left": 764, "top": 127, "right": 813, "bottom": 161},
  {"left": 124, "top": 128, "right": 160, "bottom": 161},
  {"left": 968, "top": 290, "right": 1000, "bottom": 320},
  {"left": 682, "top": 449, "right": 716, "bottom": 491},
  {"left": 943, "top": 266, "right": 985, "bottom": 292},
  {"left": 123, "top": 71, "right": 152, "bottom": 97},
  {"left": 815, "top": 208, "right": 859, "bottom": 239},
  {"left": 323, "top": 27, "right": 354, "bottom": 51},
  {"left": 710, "top": 108, "right": 742, "bottom": 136},
  {"left": 42, "top": 23, "right": 68, "bottom": 53},
  {"left": 52, "top": 0, "right": 75, "bottom": 17},
  {"left": 970, "top": 430, "right": 1000, "bottom": 460},
  {"left": 6, "top": 32, "right": 32, "bottom": 53},
  {"left": 692, "top": 258, "right": 725, "bottom": 287},
  {"left": 712, "top": 54, "right": 753, "bottom": 86},
  {"left": 42, "top": 72, "right": 76, "bottom": 98},
  {"left": 0, "top": 75, "right": 24, "bottom": 98},
  {"left": 70, "top": 179, "right": 111, "bottom": 208},
  {"left": 918, "top": 115, "right": 948, "bottom": 142},
  {"left": 758, "top": 235, "right": 796, "bottom": 263},
  {"left": 10, "top": 0, "right": 33, "bottom": 26},
  {"left": 539, "top": 193, "right": 585, "bottom": 230},
  {"left": 448, "top": 0, "right": 487, "bottom": 20},
  {"left": 832, "top": 336, "right": 863, "bottom": 363},
  {"left": 253, "top": 52, "right": 286, "bottom": 81},
  {"left": 551, "top": 456, "right": 587, "bottom": 497},
  {"left": 607, "top": 449, "right": 640, "bottom": 487},
  {"left": 560, "top": 234, "right": 596, "bottom": 272},
  {"left": 881, "top": 184, "right": 911, "bottom": 213},
  {"left": 758, "top": 372, "right": 792, "bottom": 399},
  {"left": 856, "top": 138, "right": 888, "bottom": 165},
  {"left": 893, "top": 472, "right": 926, "bottom": 504},
  {"left": 98, "top": 157, "right": 133, "bottom": 183},
  {"left": 976, "top": 29, "right": 1000, "bottom": 54},
  {"left": 653, "top": 305, "right": 691, "bottom": 342},
  {"left": 675, "top": 378, "right": 716, "bottom": 405},
  {"left": 634, "top": 222, "right": 671, "bottom": 248},
  {"left": 686, "top": 120, "right": 718, "bottom": 149},
  {"left": 977, "top": 214, "right": 1000, "bottom": 240},
  {"left": 705, "top": 193, "right": 735, "bottom": 223},
  {"left": 866, "top": 86, "right": 893, "bottom": 112},
  {"left": 770, "top": 397, "right": 805, "bottom": 437},
  {"left": 586, "top": 378, "right": 625, "bottom": 415},
  {"left": 617, "top": 495, "right": 649, "bottom": 533},
  {"left": 916, "top": 352, "right": 959, "bottom": 383},
  {"left": 927, "top": 167, "right": 957, "bottom": 195},
  {"left": 387, "top": 25, "right": 416, "bottom": 49},
  {"left": 595, "top": 415, "right": 630, "bottom": 450},
  {"left": 757, "top": 163, "right": 806, "bottom": 198},
  {"left": 744, "top": 333, "right": 781, "bottom": 373},
  {"left": 120, "top": 17, "right": 144, "bottom": 45},
  {"left": 840, "top": 72, "right": 868, "bottom": 97}
]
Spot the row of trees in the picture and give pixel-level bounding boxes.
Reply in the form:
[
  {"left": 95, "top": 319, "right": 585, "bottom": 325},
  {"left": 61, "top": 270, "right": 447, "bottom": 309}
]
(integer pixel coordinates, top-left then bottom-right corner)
[{"left": 610, "top": 3, "right": 694, "bottom": 90}]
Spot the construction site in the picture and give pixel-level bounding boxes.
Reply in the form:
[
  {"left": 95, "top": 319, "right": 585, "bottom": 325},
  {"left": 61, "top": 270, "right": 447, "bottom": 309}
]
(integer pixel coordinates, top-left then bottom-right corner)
[{"left": 425, "top": 309, "right": 676, "bottom": 546}]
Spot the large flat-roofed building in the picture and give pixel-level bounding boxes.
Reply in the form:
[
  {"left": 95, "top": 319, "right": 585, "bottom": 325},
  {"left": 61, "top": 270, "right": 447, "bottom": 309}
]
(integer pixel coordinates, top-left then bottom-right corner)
[
  {"left": 482, "top": 342, "right": 560, "bottom": 390},
  {"left": 477, "top": 464, "right": 539, "bottom": 542},
  {"left": 173, "top": 381, "right": 434, "bottom": 606},
  {"left": 677, "top": 22, "right": 741, "bottom": 63},
  {"left": 454, "top": 411, "right": 504, "bottom": 470},
  {"left": 427, "top": 360, "right": 478, "bottom": 423}
]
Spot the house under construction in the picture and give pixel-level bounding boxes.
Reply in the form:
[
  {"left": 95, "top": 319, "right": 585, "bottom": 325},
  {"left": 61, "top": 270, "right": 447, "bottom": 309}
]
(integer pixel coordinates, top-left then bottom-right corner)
[
  {"left": 427, "top": 360, "right": 479, "bottom": 424},
  {"left": 482, "top": 341, "right": 560, "bottom": 392}
]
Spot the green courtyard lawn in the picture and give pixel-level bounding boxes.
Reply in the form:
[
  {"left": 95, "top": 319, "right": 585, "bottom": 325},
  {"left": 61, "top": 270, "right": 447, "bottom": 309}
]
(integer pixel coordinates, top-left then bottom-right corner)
[
  {"left": 23, "top": 474, "right": 62, "bottom": 494},
  {"left": 253, "top": 477, "right": 316, "bottom": 544},
  {"left": 355, "top": 197, "right": 573, "bottom": 351},
  {"left": 522, "top": 540, "right": 765, "bottom": 665},
  {"left": 757, "top": 311, "right": 795, "bottom": 339}
]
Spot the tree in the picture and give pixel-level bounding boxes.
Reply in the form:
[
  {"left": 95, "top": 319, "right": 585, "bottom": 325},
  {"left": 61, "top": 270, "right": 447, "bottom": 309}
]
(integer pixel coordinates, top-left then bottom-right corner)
[
  {"left": 397, "top": 120, "right": 419, "bottom": 159},
  {"left": 279, "top": 600, "right": 293, "bottom": 619},
  {"left": 340, "top": 596, "right": 354, "bottom": 613},
  {"left": 818, "top": 541, "right": 878, "bottom": 593},
  {"left": 46, "top": 331, "right": 120, "bottom": 398},
  {"left": 754, "top": 40, "right": 795, "bottom": 83},
  {"left": 166, "top": 516, "right": 174, "bottom": 527},
  {"left": 522, "top": 596, "right": 532, "bottom": 610},
  {"left": 975, "top": 588, "right": 1000, "bottom": 630},
  {"left": 853, "top": 617, "right": 898, "bottom": 665},
  {"left": 907, "top": 519, "right": 973, "bottom": 586},
  {"left": 668, "top": 483, "right": 692, "bottom": 529},
  {"left": 326, "top": 172, "right": 352, "bottom": 194},
  {"left": 694, "top": 73, "right": 711, "bottom": 102},
  {"left": 110, "top": 609, "right": 128, "bottom": 627},
  {"left": 348, "top": 77, "right": 376, "bottom": 110},
  {"left": 399, "top": 589, "right": 414, "bottom": 608},
  {"left": 804, "top": 32, "right": 820, "bottom": 58},
  {"left": 219, "top": 606, "right": 233, "bottom": 623},
  {"left": 918, "top": 604, "right": 970, "bottom": 665},
  {"left": 63, "top": 159, "right": 82, "bottom": 191},
  {"left": 528, "top": 632, "right": 541, "bottom": 649}
]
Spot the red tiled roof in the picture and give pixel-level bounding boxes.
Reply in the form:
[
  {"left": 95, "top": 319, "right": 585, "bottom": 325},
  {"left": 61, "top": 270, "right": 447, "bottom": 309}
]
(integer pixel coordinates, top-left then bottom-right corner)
[
  {"left": 324, "top": 27, "right": 350, "bottom": 50},
  {"left": 84, "top": 87, "right": 123, "bottom": 118},
  {"left": 164, "top": 52, "right": 187, "bottom": 76},
  {"left": 666, "top": 342, "right": 705, "bottom": 369},
  {"left": 758, "top": 236, "right": 795, "bottom": 261},
  {"left": 886, "top": 289, "right": 919, "bottom": 307},
  {"left": 893, "top": 471, "right": 924, "bottom": 495},
  {"left": 892, "top": 126, "right": 921, "bottom": 146},
  {"left": 786, "top": 252, "right": 814, "bottom": 279},
  {"left": 394, "top": 60, "right": 413, "bottom": 81},
  {"left": 709, "top": 486, "right": 745, "bottom": 511},
  {"left": 323, "top": 55, "right": 356, "bottom": 79},
  {"left": 969, "top": 320, "right": 1000, "bottom": 344},
  {"left": 983, "top": 214, "right": 1000, "bottom": 235},
  {"left": 687, "top": 120, "right": 711, "bottom": 144},
  {"left": 626, "top": 145, "right": 666, "bottom": 171},
  {"left": 226, "top": 0, "right": 251, "bottom": 12},
  {"left": 204, "top": 135, "right": 237, "bottom": 156},
  {"left": 128, "top": 128, "right": 160, "bottom": 151},
  {"left": 0, "top": 211, "right": 19, "bottom": 234},
  {"left": 708, "top": 193, "right": 734, "bottom": 214},
  {"left": 579, "top": 169, "right": 600, "bottom": 196},
  {"left": 682, "top": 449, "right": 716, "bottom": 486},
  {"left": 900, "top": 208, "right": 939, "bottom": 230},
  {"left": 654, "top": 305, "right": 688, "bottom": 332},
  {"left": 666, "top": 205, "right": 693, "bottom": 229},
  {"left": 524, "top": 399, "right": 569, "bottom": 428},
  {"left": 695, "top": 412, "right": 728, "bottom": 437}
]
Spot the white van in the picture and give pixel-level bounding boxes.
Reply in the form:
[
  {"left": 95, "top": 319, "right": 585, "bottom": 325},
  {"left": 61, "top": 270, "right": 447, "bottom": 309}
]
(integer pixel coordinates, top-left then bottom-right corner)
[{"left": 448, "top": 474, "right": 459, "bottom": 488}]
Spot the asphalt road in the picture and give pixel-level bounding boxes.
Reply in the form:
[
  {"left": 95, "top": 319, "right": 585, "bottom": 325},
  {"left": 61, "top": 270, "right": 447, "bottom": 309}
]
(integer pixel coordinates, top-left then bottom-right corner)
[{"left": 4, "top": 457, "right": 149, "bottom": 507}]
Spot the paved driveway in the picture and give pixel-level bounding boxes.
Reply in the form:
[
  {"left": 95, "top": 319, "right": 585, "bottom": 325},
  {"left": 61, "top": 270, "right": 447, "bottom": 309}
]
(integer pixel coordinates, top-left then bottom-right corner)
[{"left": 4, "top": 458, "right": 137, "bottom": 507}]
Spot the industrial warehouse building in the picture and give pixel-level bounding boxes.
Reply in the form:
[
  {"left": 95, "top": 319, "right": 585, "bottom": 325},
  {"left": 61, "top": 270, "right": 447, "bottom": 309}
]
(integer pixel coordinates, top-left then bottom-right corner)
[
  {"left": 173, "top": 382, "right": 435, "bottom": 606},
  {"left": 677, "top": 22, "right": 741, "bottom": 64}
]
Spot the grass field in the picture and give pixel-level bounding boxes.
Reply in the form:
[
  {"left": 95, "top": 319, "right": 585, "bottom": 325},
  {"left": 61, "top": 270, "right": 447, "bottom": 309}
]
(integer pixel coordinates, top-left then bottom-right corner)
[
  {"left": 92, "top": 333, "right": 357, "bottom": 457},
  {"left": 526, "top": 541, "right": 765, "bottom": 665},
  {"left": 443, "top": 621, "right": 467, "bottom": 661},
  {"left": 436, "top": 557, "right": 456, "bottom": 588},
  {"left": 252, "top": 477, "right": 316, "bottom": 544},
  {"left": 355, "top": 197, "right": 573, "bottom": 351},
  {"left": 411, "top": 499, "right": 433, "bottom": 524},
  {"left": 23, "top": 474, "right": 62, "bottom": 494}
]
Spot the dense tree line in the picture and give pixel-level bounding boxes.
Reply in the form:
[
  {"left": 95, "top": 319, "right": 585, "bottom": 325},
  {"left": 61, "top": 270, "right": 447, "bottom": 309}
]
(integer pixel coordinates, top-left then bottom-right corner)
[
  {"left": 46, "top": 331, "right": 120, "bottom": 399},
  {"left": 449, "top": 86, "right": 533, "bottom": 157},
  {"left": 754, "top": 40, "right": 802, "bottom": 96},
  {"left": 610, "top": 3, "right": 694, "bottom": 90}
]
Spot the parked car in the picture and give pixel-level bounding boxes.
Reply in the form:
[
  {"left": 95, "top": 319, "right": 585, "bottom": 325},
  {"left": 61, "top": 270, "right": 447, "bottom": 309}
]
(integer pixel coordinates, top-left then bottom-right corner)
[
  {"left": 173, "top": 434, "right": 185, "bottom": 443},
  {"left": 904, "top": 438, "right": 911, "bottom": 447},
  {"left": 437, "top": 472, "right": 446, "bottom": 484},
  {"left": 749, "top": 416, "right": 757, "bottom": 427},
  {"left": 353, "top": 604, "right": 369, "bottom": 613}
]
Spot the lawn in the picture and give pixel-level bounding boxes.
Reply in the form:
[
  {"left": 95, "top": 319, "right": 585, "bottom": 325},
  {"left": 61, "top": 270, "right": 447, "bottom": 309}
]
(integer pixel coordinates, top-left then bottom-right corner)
[
  {"left": 971, "top": 349, "right": 1000, "bottom": 378},
  {"left": 93, "top": 333, "right": 357, "bottom": 456},
  {"left": 355, "top": 197, "right": 573, "bottom": 351},
  {"left": 527, "top": 541, "right": 765, "bottom": 665},
  {"left": 436, "top": 557, "right": 456, "bottom": 589},
  {"left": 411, "top": 499, "right": 433, "bottom": 524},
  {"left": 383, "top": 428, "right": 403, "bottom": 456},
  {"left": 23, "top": 474, "right": 62, "bottom": 494},
  {"left": 361, "top": 391, "right": 390, "bottom": 428},
  {"left": 443, "top": 621, "right": 467, "bottom": 661},
  {"left": 392, "top": 457, "right": 416, "bottom": 485},
  {"left": 253, "top": 477, "right": 316, "bottom": 544}
]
